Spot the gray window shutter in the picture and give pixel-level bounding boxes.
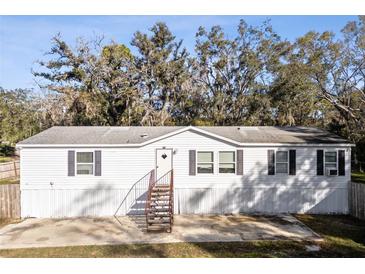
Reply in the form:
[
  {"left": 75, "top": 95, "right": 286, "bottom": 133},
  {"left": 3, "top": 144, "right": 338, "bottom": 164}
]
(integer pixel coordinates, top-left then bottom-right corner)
[
  {"left": 338, "top": 150, "right": 345, "bottom": 176},
  {"left": 237, "top": 150, "right": 243, "bottom": 175},
  {"left": 289, "top": 150, "right": 296, "bottom": 175},
  {"left": 268, "top": 150, "right": 275, "bottom": 175},
  {"left": 95, "top": 150, "right": 102, "bottom": 176},
  {"left": 317, "top": 150, "right": 324, "bottom": 175},
  {"left": 68, "top": 150, "right": 75, "bottom": 176},
  {"left": 189, "top": 150, "right": 196, "bottom": 176}
]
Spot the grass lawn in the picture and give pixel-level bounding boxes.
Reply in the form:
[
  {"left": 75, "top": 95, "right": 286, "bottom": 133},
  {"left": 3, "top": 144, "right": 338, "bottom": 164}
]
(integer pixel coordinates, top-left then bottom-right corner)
[
  {"left": 0, "top": 156, "right": 14, "bottom": 163},
  {"left": 0, "top": 214, "right": 364, "bottom": 258},
  {"left": 352, "top": 172, "right": 365, "bottom": 184},
  {"left": 0, "top": 177, "right": 19, "bottom": 185}
]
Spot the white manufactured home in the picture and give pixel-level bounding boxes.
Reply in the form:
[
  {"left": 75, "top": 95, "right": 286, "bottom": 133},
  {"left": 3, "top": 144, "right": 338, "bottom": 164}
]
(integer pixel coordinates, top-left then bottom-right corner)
[{"left": 17, "top": 126, "right": 353, "bottom": 220}]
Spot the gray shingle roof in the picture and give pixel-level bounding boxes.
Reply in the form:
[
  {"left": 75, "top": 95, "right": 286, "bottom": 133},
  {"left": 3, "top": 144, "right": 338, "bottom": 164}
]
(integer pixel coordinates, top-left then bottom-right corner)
[
  {"left": 17, "top": 126, "right": 351, "bottom": 146},
  {"left": 200, "top": 126, "right": 350, "bottom": 144},
  {"left": 17, "top": 126, "right": 182, "bottom": 145}
]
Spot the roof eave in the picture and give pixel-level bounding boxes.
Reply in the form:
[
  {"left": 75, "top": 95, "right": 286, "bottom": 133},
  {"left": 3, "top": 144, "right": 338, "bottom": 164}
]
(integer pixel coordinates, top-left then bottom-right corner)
[
  {"left": 16, "top": 142, "right": 355, "bottom": 148},
  {"left": 15, "top": 125, "right": 355, "bottom": 148}
]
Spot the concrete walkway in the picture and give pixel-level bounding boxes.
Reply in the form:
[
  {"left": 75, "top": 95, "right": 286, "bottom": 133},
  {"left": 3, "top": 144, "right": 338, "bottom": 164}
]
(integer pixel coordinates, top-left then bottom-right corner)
[{"left": 0, "top": 214, "right": 321, "bottom": 249}]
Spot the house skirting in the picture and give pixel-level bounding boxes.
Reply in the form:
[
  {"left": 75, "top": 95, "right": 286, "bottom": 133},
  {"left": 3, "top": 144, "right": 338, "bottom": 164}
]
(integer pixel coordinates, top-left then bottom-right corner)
[{"left": 20, "top": 186, "right": 348, "bottom": 218}]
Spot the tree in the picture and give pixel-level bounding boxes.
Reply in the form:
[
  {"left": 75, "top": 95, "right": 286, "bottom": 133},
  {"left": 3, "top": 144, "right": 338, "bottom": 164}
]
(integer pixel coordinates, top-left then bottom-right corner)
[
  {"left": 193, "top": 19, "right": 288, "bottom": 125},
  {"left": 293, "top": 28, "right": 365, "bottom": 132},
  {"left": 289, "top": 17, "right": 365, "bottom": 166},
  {"left": 0, "top": 88, "right": 41, "bottom": 144},
  {"left": 131, "top": 22, "right": 192, "bottom": 125},
  {"left": 34, "top": 35, "right": 140, "bottom": 126},
  {"left": 270, "top": 55, "right": 321, "bottom": 126}
]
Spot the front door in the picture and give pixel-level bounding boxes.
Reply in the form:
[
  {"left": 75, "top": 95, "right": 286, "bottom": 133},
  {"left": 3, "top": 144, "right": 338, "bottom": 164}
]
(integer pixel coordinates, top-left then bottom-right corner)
[{"left": 155, "top": 148, "right": 173, "bottom": 180}]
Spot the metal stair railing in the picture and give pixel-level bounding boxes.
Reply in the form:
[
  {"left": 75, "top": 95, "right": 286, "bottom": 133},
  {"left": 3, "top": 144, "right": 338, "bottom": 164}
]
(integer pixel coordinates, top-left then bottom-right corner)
[{"left": 114, "top": 169, "right": 155, "bottom": 217}]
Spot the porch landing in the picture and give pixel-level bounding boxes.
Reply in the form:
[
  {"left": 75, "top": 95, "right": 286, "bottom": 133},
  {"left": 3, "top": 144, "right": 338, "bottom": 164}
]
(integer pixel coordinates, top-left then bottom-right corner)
[{"left": 0, "top": 214, "right": 321, "bottom": 249}]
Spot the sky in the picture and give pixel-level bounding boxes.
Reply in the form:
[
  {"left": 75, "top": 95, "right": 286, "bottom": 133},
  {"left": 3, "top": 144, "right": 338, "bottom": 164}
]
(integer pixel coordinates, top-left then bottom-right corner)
[{"left": 0, "top": 15, "right": 358, "bottom": 90}]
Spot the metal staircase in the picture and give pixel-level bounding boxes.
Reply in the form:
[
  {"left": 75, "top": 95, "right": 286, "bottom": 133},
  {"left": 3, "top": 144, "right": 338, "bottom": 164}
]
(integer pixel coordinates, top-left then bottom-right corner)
[{"left": 145, "top": 169, "right": 174, "bottom": 232}]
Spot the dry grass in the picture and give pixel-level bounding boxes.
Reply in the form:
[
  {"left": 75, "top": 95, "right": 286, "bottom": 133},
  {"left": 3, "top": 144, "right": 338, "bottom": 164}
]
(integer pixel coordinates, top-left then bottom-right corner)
[
  {"left": 0, "top": 178, "right": 19, "bottom": 185},
  {"left": 0, "top": 156, "right": 18, "bottom": 163},
  {"left": 0, "top": 157, "right": 12, "bottom": 163},
  {"left": 0, "top": 215, "right": 364, "bottom": 258},
  {"left": 352, "top": 172, "right": 365, "bottom": 184}
]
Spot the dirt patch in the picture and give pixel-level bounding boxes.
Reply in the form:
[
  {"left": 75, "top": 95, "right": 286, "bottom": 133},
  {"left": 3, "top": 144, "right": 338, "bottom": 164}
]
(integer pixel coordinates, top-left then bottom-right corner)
[
  {"left": 36, "top": 237, "right": 49, "bottom": 242},
  {"left": 261, "top": 215, "right": 295, "bottom": 226},
  {"left": 0, "top": 218, "right": 22, "bottom": 229}
]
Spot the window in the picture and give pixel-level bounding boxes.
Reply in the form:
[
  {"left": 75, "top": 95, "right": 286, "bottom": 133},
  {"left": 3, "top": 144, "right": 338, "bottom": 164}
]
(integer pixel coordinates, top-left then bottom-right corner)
[
  {"left": 325, "top": 151, "right": 337, "bottom": 169},
  {"left": 76, "top": 152, "right": 94, "bottom": 175},
  {"left": 197, "top": 151, "right": 214, "bottom": 174},
  {"left": 219, "top": 151, "right": 235, "bottom": 174},
  {"left": 276, "top": 151, "right": 288, "bottom": 174}
]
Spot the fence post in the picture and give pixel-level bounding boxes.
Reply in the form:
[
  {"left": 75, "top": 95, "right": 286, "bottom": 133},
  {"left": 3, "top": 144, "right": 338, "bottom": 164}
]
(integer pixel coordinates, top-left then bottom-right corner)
[{"left": 13, "top": 161, "right": 18, "bottom": 177}]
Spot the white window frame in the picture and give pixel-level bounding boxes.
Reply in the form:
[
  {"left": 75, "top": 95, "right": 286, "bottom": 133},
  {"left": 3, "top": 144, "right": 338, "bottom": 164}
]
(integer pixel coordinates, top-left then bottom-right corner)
[
  {"left": 324, "top": 150, "right": 338, "bottom": 175},
  {"left": 218, "top": 151, "right": 236, "bottom": 174},
  {"left": 275, "top": 150, "right": 289, "bottom": 174},
  {"left": 75, "top": 151, "right": 94, "bottom": 176},
  {"left": 196, "top": 151, "right": 214, "bottom": 174}
]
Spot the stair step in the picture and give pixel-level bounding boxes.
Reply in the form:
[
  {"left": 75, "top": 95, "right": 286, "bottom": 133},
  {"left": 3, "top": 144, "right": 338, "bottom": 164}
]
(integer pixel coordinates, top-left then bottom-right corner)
[
  {"left": 151, "top": 197, "right": 170, "bottom": 201},
  {"left": 147, "top": 217, "right": 170, "bottom": 223},
  {"left": 150, "top": 211, "right": 170, "bottom": 215},
  {"left": 151, "top": 192, "right": 170, "bottom": 196},
  {"left": 148, "top": 214, "right": 170, "bottom": 218},
  {"left": 150, "top": 203, "right": 170, "bottom": 207},
  {"left": 148, "top": 212, "right": 170, "bottom": 216},
  {"left": 150, "top": 204, "right": 170, "bottom": 207},
  {"left": 150, "top": 204, "right": 170, "bottom": 208},
  {"left": 152, "top": 185, "right": 170, "bottom": 191},
  {"left": 148, "top": 209, "right": 171, "bottom": 213},
  {"left": 152, "top": 189, "right": 170, "bottom": 193},
  {"left": 154, "top": 184, "right": 170, "bottom": 187},
  {"left": 148, "top": 209, "right": 170, "bottom": 214},
  {"left": 151, "top": 196, "right": 170, "bottom": 200},
  {"left": 147, "top": 224, "right": 171, "bottom": 231},
  {"left": 147, "top": 213, "right": 171, "bottom": 217},
  {"left": 149, "top": 209, "right": 170, "bottom": 213},
  {"left": 151, "top": 189, "right": 170, "bottom": 193},
  {"left": 148, "top": 219, "right": 171, "bottom": 224}
]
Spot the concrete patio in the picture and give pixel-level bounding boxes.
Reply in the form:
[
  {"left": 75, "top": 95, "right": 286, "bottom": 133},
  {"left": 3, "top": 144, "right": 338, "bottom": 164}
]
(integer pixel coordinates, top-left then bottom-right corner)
[{"left": 0, "top": 214, "right": 321, "bottom": 249}]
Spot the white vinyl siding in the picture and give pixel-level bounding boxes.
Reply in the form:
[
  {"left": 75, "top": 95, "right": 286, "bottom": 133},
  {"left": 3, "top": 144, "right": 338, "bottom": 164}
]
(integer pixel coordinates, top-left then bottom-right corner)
[{"left": 19, "top": 129, "right": 351, "bottom": 217}]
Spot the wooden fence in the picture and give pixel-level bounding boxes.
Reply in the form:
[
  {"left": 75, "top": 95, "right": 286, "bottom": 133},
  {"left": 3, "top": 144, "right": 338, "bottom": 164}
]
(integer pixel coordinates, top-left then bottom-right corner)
[
  {"left": 0, "top": 161, "right": 20, "bottom": 180},
  {"left": 0, "top": 184, "right": 20, "bottom": 218},
  {"left": 349, "top": 182, "right": 365, "bottom": 220}
]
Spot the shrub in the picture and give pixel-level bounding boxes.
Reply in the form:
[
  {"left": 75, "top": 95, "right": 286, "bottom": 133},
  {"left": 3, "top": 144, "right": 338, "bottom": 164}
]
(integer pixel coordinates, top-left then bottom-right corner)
[{"left": 0, "top": 144, "right": 15, "bottom": 157}]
